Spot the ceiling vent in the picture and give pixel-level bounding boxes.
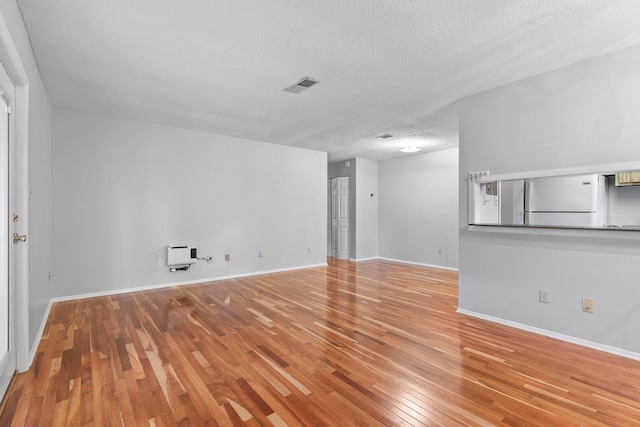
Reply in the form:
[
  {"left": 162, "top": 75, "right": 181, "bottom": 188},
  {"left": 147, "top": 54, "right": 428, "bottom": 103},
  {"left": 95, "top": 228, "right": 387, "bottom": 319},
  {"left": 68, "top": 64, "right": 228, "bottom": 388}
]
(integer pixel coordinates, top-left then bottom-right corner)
[
  {"left": 284, "top": 77, "right": 319, "bottom": 94},
  {"left": 376, "top": 133, "right": 394, "bottom": 139}
]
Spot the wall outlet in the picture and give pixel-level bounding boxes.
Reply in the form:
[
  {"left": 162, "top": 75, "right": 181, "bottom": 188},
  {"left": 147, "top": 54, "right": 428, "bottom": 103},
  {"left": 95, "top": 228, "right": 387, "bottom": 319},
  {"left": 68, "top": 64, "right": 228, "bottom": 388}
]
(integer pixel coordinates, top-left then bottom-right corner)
[
  {"left": 539, "top": 290, "right": 550, "bottom": 304},
  {"left": 306, "top": 247, "right": 311, "bottom": 254},
  {"left": 206, "top": 256, "right": 213, "bottom": 264},
  {"left": 438, "top": 248, "right": 443, "bottom": 255},
  {"left": 157, "top": 248, "right": 166, "bottom": 268},
  {"left": 258, "top": 250, "right": 264, "bottom": 257},
  {"left": 225, "top": 254, "right": 231, "bottom": 262},
  {"left": 582, "top": 298, "right": 594, "bottom": 313}
]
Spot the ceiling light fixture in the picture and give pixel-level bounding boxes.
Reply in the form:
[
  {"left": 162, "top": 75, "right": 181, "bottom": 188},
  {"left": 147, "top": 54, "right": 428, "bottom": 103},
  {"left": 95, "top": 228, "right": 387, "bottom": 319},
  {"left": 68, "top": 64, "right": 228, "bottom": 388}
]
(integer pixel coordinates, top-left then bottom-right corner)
[
  {"left": 400, "top": 146, "right": 421, "bottom": 153},
  {"left": 376, "top": 133, "right": 394, "bottom": 139},
  {"left": 283, "top": 77, "right": 319, "bottom": 94}
]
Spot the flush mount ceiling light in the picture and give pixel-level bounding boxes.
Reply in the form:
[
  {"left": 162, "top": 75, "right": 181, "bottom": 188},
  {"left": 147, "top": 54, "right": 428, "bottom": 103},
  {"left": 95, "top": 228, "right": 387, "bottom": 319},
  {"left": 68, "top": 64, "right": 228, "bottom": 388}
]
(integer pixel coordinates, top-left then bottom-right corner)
[
  {"left": 283, "top": 77, "right": 319, "bottom": 94},
  {"left": 400, "top": 146, "right": 421, "bottom": 153}
]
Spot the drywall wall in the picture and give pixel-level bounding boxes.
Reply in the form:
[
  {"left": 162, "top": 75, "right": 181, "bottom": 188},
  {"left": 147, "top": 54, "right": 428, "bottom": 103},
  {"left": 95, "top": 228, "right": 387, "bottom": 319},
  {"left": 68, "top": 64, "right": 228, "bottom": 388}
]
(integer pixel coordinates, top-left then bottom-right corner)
[
  {"left": 379, "top": 148, "right": 459, "bottom": 268},
  {"left": 52, "top": 108, "right": 327, "bottom": 297},
  {"left": 328, "top": 160, "right": 356, "bottom": 259},
  {"left": 0, "top": 1, "right": 53, "bottom": 356},
  {"left": 459, "top": 43, "right": 640, "bottom": 353},
  {"left": 355, "top": 158, "right": 378, "bottom": 260},
  {"left": 26, "top": 66, "right": 52, "bottom": 351}
]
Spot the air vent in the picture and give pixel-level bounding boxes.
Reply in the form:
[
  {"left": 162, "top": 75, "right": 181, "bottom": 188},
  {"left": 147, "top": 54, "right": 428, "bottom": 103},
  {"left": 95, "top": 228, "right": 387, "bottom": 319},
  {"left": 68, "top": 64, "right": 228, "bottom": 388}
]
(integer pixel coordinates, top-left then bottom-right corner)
[
  {"left": 376, "top": 133, "right": 394, "bottom": 139},
  {"left": 284, "top": 77, "right": 319, "bottom": 94}
]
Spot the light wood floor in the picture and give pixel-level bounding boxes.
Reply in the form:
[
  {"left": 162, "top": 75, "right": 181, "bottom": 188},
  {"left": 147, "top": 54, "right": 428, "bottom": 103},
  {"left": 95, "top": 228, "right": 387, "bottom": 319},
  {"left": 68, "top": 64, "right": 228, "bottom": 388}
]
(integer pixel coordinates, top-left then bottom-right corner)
[{"left": 1, "top": 259, "right": 640, "bottom": 426}]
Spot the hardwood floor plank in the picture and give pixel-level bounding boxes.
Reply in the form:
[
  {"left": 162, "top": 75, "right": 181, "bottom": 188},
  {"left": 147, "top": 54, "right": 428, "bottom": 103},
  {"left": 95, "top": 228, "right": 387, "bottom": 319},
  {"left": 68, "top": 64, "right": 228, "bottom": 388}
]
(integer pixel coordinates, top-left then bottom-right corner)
[
  {"left": 65, "top": 377, "right": 81, "bottom": 427},
  {"left": 3, "top": 259, "right": 640, "bottom": 425},
  {"left": 0, "top": 374, "right": 25, "bottom": 427},
  {"left": 23, "top": 394, "right": 43, "bottom": 427}
]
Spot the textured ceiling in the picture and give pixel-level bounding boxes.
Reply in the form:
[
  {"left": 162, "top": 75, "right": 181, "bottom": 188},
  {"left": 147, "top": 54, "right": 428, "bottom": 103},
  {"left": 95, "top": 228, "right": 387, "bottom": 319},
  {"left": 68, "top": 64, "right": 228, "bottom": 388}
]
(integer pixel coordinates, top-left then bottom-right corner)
[{"left": 17, "top": 0, "right": 640, "bottom": 161}]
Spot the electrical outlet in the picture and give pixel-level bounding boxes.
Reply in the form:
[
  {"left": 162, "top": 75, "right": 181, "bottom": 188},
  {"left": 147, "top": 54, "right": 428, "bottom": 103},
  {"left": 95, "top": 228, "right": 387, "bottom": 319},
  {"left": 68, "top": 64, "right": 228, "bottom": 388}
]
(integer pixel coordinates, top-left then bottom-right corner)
[
  {"left": 258, "top": 250, "right": 264, "bottom": 257},
  {"left": 306, "top": 247, "right": 311, "bottom": 254},
  {"left": 225, "top": 254, "right": 231, "bottom": 262},
  {"left": 438, "top": 248, "right": 443, "bottom": 255},
  {"left": 157, "top": 248, "right": 166, "bottom": 268},
  {"left": 206, "top": 256, "right": 213, "bottom": 264},
  {"left": 582, "top": 298, "right": 594, "bottom": 313},
  {"left": 539, "top": 290, "right": 550, "bottom": 304}
]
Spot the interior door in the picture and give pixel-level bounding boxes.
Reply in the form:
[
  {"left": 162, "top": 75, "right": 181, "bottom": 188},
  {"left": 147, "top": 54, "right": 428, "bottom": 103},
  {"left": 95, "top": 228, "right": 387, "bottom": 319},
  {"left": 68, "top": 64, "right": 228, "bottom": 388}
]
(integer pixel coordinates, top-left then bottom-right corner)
[
  {"left": 330, "top": 177, "right": 349, "bottom": 259},
  {"left": 0, "top": 60, "right": 16, "bottom": 399}
]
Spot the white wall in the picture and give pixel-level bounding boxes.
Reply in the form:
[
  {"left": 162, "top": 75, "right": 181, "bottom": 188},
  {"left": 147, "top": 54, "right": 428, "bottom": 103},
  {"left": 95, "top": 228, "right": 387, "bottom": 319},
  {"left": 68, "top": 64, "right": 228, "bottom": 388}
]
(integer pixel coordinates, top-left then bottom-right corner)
[
  {"left": 379, "top": 148, "right": 459, "bottom": 268},
  {"left": 459, "top": 43, "right": 640, "bottom": 353},
  {"left": 52, "top": 108, "right": 327, "bottom": 298},
  {"left": 0, "top": 1, "right": 53, "bottom": 353},
  {"left": 26, "top": 73, "right": 52, "bottom": 350},
  {"left": 355, "top": 158, "right": 378, "bottom": 260}
]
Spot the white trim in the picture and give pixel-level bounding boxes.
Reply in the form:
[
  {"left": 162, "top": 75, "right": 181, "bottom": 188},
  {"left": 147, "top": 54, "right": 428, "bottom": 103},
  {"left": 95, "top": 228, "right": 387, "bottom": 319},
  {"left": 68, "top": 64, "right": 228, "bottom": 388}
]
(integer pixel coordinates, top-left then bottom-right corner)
[
  {"left": 51, "top": 263, "right": 328, "bottom": 303},
  {"left": 476, "top": 160, "right": 640, "bottom": 183},
  {"left": 468, "top": 224, "right": 640, "bottom": 239},
  {"left": 14, "top": 85, "right": 29, "bottom": 374},
  {"left": 0, "top": 8, "right": 31, "bottom": 374},
  {"left": 376, "top": 256, "right": 459, "bottom": 272},
  {"left": 0, "top": 15, "right": 29, "bottom": 87},
  {"left": 28, "top": 299, "right": 52, "bottom": 367},
  {"left": 352, "top": 256, "right": 378, "bottom": 262},
  {"left": 457, "top": 308, "right": 640, "bottom": 362}
]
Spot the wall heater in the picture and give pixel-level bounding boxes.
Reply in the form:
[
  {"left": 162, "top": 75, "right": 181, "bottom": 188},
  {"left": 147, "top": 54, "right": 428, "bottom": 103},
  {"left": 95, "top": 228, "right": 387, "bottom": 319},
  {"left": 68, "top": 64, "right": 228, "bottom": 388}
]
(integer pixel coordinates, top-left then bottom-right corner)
[{"left": 167, "top": 245, "right": 198, "bottom": 270}]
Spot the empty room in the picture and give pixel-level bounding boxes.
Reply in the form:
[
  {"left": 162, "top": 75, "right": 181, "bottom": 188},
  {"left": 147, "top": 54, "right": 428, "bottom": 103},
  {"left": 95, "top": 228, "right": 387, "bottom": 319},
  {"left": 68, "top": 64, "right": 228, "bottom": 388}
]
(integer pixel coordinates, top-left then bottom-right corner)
[{"left": 1, "top": 1, "right": 640, "bottom": 425}]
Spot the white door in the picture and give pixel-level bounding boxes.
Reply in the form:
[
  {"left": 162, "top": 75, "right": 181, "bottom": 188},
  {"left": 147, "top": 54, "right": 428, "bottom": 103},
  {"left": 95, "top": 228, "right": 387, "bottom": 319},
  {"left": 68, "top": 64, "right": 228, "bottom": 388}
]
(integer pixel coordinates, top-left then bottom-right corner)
[
  {"left": 0, "top": 60, "right": 16, "bottom": 398},
  {"left": 330, "top": 177, "right": 349, "bottom": 259}
]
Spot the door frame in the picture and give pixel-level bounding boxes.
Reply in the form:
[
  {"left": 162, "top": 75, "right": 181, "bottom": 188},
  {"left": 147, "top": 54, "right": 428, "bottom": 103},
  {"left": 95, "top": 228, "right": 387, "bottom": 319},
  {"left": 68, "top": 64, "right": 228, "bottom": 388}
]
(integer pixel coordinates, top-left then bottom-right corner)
[
  {"left": 328, "top": 176, "right": 350, "bottom": 259},
  {"left": 0, "top": 9, "right": 32, "bottom": 376},
  {"left": 0, "top": 62, "right": 15, "bottom": 397}
]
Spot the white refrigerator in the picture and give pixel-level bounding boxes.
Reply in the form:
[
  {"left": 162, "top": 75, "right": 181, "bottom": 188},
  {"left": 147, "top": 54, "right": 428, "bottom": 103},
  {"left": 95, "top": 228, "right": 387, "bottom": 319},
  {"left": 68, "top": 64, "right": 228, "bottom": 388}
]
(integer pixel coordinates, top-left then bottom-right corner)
[{"left": 524, "top": 174, "right": 608, "bottom": 227}]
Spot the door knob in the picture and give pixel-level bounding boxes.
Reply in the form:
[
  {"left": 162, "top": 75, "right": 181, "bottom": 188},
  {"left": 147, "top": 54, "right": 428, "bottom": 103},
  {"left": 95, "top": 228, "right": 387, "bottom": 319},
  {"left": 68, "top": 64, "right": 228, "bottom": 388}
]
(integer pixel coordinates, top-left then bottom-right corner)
[{"left": 12, "top": 233, "right": 26, "bottom": 243}]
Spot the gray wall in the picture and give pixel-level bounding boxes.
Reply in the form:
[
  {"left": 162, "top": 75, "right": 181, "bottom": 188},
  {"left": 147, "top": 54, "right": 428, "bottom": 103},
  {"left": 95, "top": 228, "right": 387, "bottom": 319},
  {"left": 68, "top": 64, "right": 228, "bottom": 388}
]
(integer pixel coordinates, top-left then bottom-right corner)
[
  {"left": 26, "top": 60, "right": 52, "bottom": 351},
  {"left": 0, "top": 1, "right": 53, "bottom": 352},
  {"left": 379, "top": 148, "right": 459, "bottom": 268},
  {"left": 355, "top": 158, "right": 378, "bottom": 260},
  {"left": 459, "top": 43, "right": 640, "bottom": 353},
  {"left": 52, "top": 108, "right": 327, "bottom": 298}
]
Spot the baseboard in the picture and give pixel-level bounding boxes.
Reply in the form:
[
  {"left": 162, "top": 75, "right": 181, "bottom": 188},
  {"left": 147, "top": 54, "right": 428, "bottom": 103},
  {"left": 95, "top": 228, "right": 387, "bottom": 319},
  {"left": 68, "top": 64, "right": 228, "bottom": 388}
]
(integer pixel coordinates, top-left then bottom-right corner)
[
  {"left": 376, "top": 257, "right": 459, "bottom": 272},
  {"left": 26, "top": 299, "right": 54, "bottom": 370},
  {"left": 457, "top": 308, "right": 640, "bottom": 362},
  {"left": 51, "top": 262, "right": 328, "bottom": 303},
  {"left": 352, "top": 256, "right": 378, "bottom": 262}
]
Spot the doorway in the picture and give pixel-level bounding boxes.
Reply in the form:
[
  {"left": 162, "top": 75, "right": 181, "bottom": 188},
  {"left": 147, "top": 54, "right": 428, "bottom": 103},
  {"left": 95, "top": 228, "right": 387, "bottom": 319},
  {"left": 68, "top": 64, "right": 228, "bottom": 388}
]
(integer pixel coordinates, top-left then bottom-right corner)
[
  {"left": 0, "top": 59, "right": 16, "bottom": 398},
  {"left": 329, "top": 176, "right": 349, "bottom": 259}
]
